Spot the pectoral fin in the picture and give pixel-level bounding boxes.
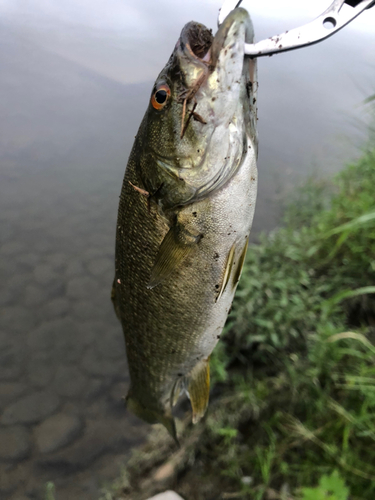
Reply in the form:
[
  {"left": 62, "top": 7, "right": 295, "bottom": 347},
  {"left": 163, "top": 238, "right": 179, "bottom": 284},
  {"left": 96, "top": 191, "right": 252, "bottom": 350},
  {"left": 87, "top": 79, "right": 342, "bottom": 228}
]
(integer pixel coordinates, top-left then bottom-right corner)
[
  {"left": 232, "top": 238, "right": 249, "bottom": 286},
  {"left": 148, "top": 224, "right": 201, "bottom": 289},
  {"left": 187, "top": 358, "right": 210, "bottom": 424},
  {"left": 216, "top": 243, "right": 236, "bottom": 302}
]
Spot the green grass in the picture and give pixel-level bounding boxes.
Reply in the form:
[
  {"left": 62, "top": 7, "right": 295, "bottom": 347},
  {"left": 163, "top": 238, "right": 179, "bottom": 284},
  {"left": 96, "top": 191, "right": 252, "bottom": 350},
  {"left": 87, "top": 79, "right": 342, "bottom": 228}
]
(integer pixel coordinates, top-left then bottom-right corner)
[
  {"left": 218, "top": 148, "right": 375, "bottom": 364},
  {"left": 203, "top": 147, "right": 375, "bottom": 499},
  {"left": 301, "top": 471, "right": 349, "bottom": 500},
  {"left": 44, "top": 482, "right": 56, "bottom": 500}
]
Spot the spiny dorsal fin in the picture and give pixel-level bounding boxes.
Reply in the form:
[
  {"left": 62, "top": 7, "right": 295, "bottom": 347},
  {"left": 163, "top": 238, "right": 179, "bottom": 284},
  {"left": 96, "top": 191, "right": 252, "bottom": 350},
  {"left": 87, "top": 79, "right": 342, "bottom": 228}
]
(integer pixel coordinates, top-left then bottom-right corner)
[
  {"left": 187, "top": 358, "right": 210, "bottom": 424},
  {"left": 216, "top": 243, "right": 236, "bottom": 302},
  {"left": 147, "top": 224, "right": 201, "bottom": 289}
]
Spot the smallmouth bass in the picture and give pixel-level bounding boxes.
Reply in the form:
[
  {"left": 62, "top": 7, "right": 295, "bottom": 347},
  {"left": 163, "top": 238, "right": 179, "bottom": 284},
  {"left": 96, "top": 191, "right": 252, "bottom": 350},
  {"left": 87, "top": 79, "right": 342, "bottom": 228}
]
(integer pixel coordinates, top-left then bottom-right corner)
[{"left": 112, "top": 8, "right": 258, "bottom": 440}]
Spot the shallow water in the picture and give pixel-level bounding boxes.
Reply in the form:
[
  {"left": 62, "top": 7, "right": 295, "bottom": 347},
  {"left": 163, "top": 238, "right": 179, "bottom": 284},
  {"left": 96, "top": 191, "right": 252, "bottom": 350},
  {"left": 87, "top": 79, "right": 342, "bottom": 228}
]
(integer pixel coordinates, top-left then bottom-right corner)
[{"left": 0, "top": 2, "right": 374, "bottom": 499}]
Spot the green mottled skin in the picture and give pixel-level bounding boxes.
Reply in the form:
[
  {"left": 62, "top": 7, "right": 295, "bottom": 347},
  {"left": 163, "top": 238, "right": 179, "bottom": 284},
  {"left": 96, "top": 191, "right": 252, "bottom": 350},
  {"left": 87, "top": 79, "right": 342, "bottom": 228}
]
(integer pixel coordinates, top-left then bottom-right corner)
[{"left": 113, "top": 8, "right": 258, "bottom": 424}]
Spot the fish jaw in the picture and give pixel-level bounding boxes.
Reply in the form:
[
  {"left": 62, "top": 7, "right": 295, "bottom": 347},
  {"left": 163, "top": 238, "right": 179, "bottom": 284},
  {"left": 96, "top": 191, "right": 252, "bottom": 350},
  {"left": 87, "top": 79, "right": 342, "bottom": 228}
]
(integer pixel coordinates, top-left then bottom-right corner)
[
  {"left": 138, "top": 8, "right": 255, "bottom": 210},
  {"left": 200, "top": 8, "right": 255, "bottom": 128},
  {"left": 176, "top": 7, "right": 254, "bottom": 127}
]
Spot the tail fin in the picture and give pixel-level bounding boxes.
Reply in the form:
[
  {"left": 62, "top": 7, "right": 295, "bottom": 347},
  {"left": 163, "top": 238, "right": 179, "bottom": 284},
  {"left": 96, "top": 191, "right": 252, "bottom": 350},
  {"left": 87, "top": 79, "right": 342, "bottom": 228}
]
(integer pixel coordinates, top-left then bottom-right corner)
[{"left": 126, "top": 391, "right": 179, "bottom": 445}]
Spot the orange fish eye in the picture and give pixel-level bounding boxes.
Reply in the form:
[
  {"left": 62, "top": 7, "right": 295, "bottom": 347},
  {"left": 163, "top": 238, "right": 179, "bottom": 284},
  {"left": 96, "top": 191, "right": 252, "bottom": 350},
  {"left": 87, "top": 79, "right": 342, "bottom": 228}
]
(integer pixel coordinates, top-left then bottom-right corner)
[{"left": 151, "top": 84, "right": 171, "bottom": 110}]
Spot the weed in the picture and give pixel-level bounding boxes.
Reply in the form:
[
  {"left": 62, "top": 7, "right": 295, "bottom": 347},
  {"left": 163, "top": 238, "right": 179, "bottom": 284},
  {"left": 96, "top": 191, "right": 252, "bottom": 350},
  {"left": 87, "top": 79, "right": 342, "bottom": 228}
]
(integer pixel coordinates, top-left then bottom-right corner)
[
  {"left": 203, "top": 144, "right": 375, "bottom": 499},
  {"left": 301, "top": 470, "right": 349, "bottom": 500},
  {"left": 44, "top": 482, "right": 55, "bottom": 500}
]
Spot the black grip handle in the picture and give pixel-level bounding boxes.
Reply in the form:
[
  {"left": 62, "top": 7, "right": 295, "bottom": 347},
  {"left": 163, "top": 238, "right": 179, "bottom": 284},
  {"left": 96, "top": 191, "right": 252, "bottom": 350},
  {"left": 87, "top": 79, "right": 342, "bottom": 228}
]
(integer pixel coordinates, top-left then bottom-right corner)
[{"left": 345, "top": 0, "right": 374, "bottom": 7}]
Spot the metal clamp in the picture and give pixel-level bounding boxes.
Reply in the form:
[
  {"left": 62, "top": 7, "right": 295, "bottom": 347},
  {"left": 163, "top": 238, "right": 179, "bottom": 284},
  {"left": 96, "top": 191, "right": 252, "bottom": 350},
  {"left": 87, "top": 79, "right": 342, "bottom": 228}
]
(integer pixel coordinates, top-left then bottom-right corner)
[{"left": 218, "top": 0, "right": 375, "bottom": 57}]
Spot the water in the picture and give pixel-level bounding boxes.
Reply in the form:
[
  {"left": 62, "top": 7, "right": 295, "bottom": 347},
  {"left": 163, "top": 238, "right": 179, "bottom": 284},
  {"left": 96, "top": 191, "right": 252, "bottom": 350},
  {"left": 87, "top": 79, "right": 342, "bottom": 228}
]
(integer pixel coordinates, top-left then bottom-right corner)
[{"left": 0, "top": 2, "right": 374, "bottom": 498}]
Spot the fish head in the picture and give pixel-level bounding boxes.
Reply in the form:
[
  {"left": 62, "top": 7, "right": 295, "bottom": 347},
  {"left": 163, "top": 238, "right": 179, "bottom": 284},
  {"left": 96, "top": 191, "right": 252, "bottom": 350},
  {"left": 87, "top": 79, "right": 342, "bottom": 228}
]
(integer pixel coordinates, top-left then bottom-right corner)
[
  {"left": 139, "top": 7, "right": 257, "bottom": 210},
  {"left": 126, "top": 390, "right": 178, "bottom": 444}
]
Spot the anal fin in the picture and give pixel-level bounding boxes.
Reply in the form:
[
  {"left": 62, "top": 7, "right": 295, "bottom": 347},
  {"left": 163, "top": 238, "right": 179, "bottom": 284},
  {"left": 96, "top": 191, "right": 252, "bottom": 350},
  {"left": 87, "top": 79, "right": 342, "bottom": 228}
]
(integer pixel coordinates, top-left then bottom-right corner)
[
  {"left": 187, "top": 358, "right": 210, "bottom": 424},
  {"left": 148, "top": 223, "right": 201, "bottom": 289}
]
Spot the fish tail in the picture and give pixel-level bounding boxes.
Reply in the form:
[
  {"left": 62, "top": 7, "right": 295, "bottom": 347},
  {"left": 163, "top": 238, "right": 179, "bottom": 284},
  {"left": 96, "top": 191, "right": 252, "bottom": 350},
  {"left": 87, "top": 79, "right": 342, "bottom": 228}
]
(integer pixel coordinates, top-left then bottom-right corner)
[{"left": 126, "top": 391, "right": 179, "bottom": 446}]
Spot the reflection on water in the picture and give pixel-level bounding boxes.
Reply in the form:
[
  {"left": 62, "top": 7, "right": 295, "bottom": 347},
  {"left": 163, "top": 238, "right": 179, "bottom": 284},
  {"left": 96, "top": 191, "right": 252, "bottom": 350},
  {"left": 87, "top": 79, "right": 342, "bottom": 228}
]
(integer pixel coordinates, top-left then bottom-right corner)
[{"left": 0, "top": 3, "right": 373, "bottom": 499}]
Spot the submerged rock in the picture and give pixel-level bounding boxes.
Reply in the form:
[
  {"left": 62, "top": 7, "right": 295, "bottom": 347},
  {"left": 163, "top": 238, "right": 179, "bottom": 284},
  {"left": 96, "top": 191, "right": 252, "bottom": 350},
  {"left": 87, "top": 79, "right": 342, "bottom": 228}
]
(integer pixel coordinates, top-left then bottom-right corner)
[
  {"left": 0, "top": 426, "right": 31, "bottom": 461},
  {"left": 1, "top": 391, "right": 60, "bottom": 425},
  {"left": 34, "top": 413, "right": 83, "bottom": 454}
]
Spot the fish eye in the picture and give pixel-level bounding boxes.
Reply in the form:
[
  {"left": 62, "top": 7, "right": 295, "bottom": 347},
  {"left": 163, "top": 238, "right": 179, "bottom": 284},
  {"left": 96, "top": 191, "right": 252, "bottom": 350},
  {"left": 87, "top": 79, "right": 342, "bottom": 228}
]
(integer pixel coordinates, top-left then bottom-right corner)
[{"left": 151, "top": 84, "right": 171, "bottom": 110}]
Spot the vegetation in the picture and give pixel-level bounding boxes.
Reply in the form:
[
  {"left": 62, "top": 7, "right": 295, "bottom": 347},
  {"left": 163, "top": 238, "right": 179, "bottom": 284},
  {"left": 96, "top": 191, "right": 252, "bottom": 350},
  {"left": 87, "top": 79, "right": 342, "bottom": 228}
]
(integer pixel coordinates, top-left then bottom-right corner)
[
  {"left": 101, "top": 120, "right": 375, "bottom": 498},
  {"left": 44, "top": 482, "right": 56, "bottom": 500},
  {"left": 201, "top": 146, "right": 375, "bottom": 500}
]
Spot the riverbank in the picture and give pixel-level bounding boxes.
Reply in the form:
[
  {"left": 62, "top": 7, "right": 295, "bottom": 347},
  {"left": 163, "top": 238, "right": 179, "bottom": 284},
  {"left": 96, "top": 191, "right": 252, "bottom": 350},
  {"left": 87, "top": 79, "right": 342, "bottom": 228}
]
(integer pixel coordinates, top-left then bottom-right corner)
[{"left": 100, "top": 143, "right": 375, "bottom": 500}]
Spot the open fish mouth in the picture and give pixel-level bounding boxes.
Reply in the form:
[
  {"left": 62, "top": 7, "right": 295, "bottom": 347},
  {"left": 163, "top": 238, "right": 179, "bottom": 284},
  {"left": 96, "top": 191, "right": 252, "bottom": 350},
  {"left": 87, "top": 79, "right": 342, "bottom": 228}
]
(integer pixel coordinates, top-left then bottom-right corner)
[
  {"left": 179, "top": 22, "right": 213, "bottom": 63},
  {"left": 178, "top": 8, "right": 252, "bottom": 71},
  {"left": 175, "top": 8, "right": 252, "bottom": 121}
]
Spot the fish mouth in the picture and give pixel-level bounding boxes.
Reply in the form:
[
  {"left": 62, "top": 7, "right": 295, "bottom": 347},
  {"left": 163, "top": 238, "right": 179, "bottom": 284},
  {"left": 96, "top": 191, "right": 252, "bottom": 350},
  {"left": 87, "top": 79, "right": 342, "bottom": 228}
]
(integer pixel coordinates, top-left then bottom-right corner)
[
  {"left": 179, "top": 8, "right": 252, "bottom": 70},
  {"left": 180, "top": 22, "right": 213, "bottom": 63}
]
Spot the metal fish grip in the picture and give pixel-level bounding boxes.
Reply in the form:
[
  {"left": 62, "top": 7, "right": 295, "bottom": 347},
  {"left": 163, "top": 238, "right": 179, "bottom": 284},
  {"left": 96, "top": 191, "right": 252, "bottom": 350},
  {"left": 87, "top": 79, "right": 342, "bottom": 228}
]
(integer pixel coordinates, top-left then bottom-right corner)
[{"left": 218, "top": 0, "right": 375, "bottom": 56}]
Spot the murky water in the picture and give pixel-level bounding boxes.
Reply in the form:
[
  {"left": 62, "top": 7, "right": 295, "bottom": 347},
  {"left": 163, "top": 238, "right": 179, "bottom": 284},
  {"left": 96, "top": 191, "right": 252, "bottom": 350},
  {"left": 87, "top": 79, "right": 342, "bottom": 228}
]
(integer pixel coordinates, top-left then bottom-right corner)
[{"left": 0, "top": 1, "right": 374, "bottom": 499}]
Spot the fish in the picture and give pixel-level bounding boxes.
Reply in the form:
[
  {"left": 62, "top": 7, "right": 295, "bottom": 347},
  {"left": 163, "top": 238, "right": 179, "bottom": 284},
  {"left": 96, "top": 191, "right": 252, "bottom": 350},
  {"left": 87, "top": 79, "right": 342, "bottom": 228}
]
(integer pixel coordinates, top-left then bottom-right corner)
[{"left": 112, "top": 7, "right": 258, "bottom": 441}]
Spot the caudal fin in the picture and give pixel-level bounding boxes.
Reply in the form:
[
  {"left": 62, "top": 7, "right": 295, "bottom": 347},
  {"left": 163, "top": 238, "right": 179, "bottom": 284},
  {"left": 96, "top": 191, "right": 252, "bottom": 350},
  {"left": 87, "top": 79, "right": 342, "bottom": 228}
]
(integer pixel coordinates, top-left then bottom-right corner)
[{"left": 126, "top": 392, "right": 179, "bottom": 445}]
